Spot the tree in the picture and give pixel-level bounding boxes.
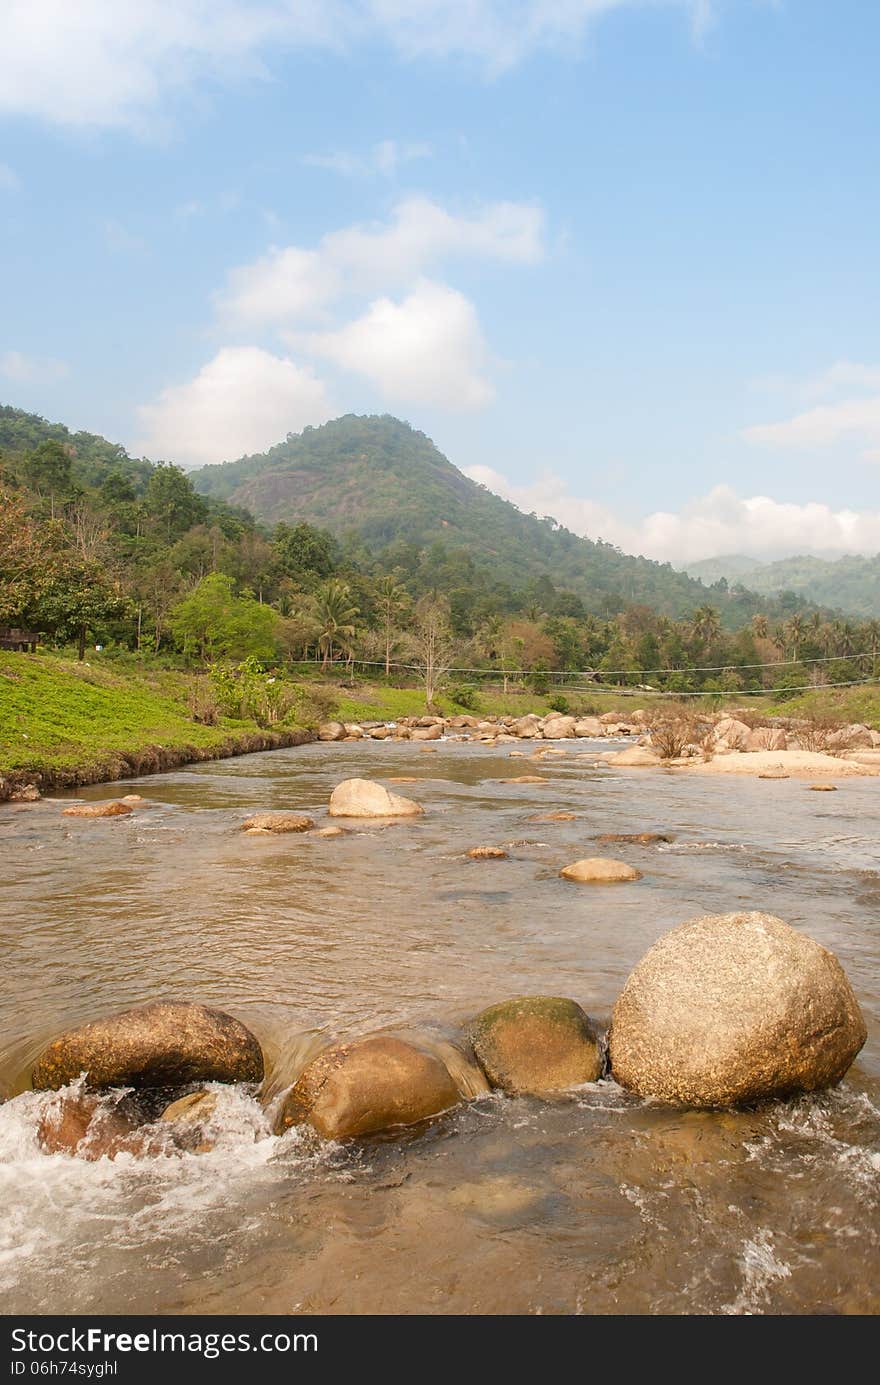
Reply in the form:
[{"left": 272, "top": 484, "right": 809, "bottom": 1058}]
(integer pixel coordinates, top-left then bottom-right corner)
[
  {"left": 375, "top": 571, "right": 409, "bottom": 675},
  {"left": 144, "top": 463, "right": 207, "bottom": 542},
  {"left": 784, "top": 613, "right": 806, "bottom": 662},
  {"left": 413, "top": 596, "right": 454, "bottom": 708},
  {"left": 312, "top": 579, "right": 359, "bottom": 668},
  {"left": 690, "top": 604, "right": 721, "bottom": 650},
  {"left": 169, "top": 573, "right": 279, "bottom": 663}
]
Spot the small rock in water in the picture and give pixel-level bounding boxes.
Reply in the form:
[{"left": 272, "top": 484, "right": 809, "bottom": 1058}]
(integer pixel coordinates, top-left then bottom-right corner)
[
  {"left": 529, "top": 811, "right": 577, "bottom": 822},
  {"left": 240, "top": 812, "right": 315, "bottom": 833},
  {"left": 274, "top": 1034, "right": 460, "bottom": 1140},
  {"left": 596, "top": 832, "right": 673, "bottom": 845},
  {"left": 467, "top": 846, "right": 508, "bottom": 860},
  {"left": 37, "top": 1090, "right": 154, "bottom": 1161},
  {"left": 608, "top": 910, "right": 867, "bottom": 1108},
  {"left": 468, "top": 996, "right": 603, "bottom": 1094},
  {"left": 758, "top": 770, "right": 789, "bottom": 780},
  {"left": 32, "top": 1001, "right": 265, "bottom": 1091},
  {"left": 560, "top": 857, "right": 642, "bottom": 883},
  {"left": 500, "top": 775, "right": 549, "bottom": 784},
  {"left": 315, "top": 825, "right": 346, "bottom": 837},
  {"left": 120, "top": 794, "right": 144, "bottom": 803},
  {"left": 11, "top": 784, "right": 40, "bottom": 802},
  {"left": 808, "top": 783, "right": 837, "bottom": 792},
  {"left": 62, "top": 801, "right": 132, "bottom": 818}
]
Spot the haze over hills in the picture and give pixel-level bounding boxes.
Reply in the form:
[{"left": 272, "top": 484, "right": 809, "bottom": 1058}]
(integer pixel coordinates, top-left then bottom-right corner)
[
  {"left": 191, "top": 413, "right": 802, "bottom": 625},
  {"left": 684, "top": 553, "right": 880, "bottom": 619}
]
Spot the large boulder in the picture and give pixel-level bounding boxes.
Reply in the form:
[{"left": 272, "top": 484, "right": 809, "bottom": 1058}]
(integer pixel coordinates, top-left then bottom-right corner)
[
  {"left": 317, "top": 722, "right": 346, "bottom": 741},
  {"left": 32, "top": 1001, "right": 264, "bottom": 1091},
  {"left": 240, "top": 813, "right": 315, "bottom": 834},
  {"left": 328, "top": 778, "right": 423, "bottom": 818},
  {"left": 541, "top": 715, "right": 577, "bottom": 739},
  {"left": 273, "top": 1034, "right": 460, "bottom": 1140},
  {"left": 609, "top": 911, "right": 867, "bottom": 1108},
  {"left": 468, "top": 996, "right": 603, "bottom": 1094},
  {"left": 605, "top": 746, "right": 660, "bottom": 767},
  {"left": 560, "top": 857, "right": 642, "bottom": 883},
  {"left": 574, "top": 717, "right": 603, "bottom": 737},
  {"left": 713, "top": 717, "right": 751, "bottom": 750},
  {"left": 62, "top": 801, "right": 132, "bottom": 818},
  {"left": 746, "top": 726, "right": 787, "bottom": 752},
  {"left": 411, "top": 724, "right": 443, "bottom": 741},
  {"left": 827, "top": 723, "right": 874, "bottom": 750},
  {"left": 512, "top": 716, "right": 541, "bottom": 738}
]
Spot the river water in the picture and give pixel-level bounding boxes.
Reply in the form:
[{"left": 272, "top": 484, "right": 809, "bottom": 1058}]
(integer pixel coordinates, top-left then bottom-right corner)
[{"left": 1, "top": 738, "right": 878, "bottom": 1315}]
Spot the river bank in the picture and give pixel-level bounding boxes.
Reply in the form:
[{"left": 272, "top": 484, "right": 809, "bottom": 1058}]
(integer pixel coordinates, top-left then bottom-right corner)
[{"left": 0, "top": 652, "right": 317, "bottom": 800}]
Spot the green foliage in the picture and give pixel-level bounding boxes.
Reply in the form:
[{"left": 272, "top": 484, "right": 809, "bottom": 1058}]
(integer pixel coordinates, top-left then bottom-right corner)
[
  {"left": 170, "top": 574, "right": 280, "bottom": 662},
  {"left": 208, "top": 656, "right": 302, "bottom": 726},
  {"left": 448, "top": 682, "right": 480, "bottom": 711},
  {"left": 548, "top": 693, "right": 570, "bottom": 713}
]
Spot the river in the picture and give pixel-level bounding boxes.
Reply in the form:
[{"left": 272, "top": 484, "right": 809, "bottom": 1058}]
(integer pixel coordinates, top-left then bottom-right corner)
[{"left": 1, "top": 737, "right": 878, "bottom": 1314}]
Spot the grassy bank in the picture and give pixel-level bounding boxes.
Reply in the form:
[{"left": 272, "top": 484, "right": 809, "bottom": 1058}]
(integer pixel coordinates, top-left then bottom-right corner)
[{"left": 0, "top": 653, "right": 314, "bottom": 797}]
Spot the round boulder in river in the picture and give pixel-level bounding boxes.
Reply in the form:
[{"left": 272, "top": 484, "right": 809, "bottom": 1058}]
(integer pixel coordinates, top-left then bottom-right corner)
[
  {"left": 32, "top": 1001, "right": 264, "bottom": 1091},
  {"left": 240, "top": 812, "right": 315, "bottom": 833},
  {"left": 328, "top": 778, "right": 423, "bottom": 818},
  {"left": 274, "top": 1034, "right": 460, "bottom": 1140},
  {"left": 468, "top": 996, "right": 603, "bottom": 1094},
  {"left": 609, "top": 911, "right": 867, "bottom": 1108},
  {"left": 560, "top": 857, "right": 642, "bottom": 883}
]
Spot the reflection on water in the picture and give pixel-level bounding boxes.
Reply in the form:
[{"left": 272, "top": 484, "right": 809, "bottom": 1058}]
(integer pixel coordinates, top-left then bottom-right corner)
[{"left": 0, "top": 739, "right": 877, "bottom": 1314}]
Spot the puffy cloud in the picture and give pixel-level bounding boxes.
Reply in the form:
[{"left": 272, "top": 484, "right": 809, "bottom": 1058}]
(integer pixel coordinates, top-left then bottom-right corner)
[
  {"left": 0, "top": 3, "right": 713, "bottom": 131},
  {"left": 135, "top": 346, "right": 333, "bottom": 466},
  {"left": 464, "top": 467, "right": 880, "bottom": 562},
  {"left": 744, "top": 360, "right": 880, "bottom": 459},
  {"left": 0, "top": 350, "right": 69, "bottom": 383},
  {"left": 218, "top": 196, "right": 544, "bottom": 326},
  {"left": 309, "top": 279, "right": 493, "bottom": 410}
]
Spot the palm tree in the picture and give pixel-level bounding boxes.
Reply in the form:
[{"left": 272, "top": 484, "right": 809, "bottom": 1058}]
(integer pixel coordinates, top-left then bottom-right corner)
[
  {"left": 313, "top": 579, "right": 359, "bottom": 669},
  {"left": 751, "top": 613, "right": 768, "bottom": 641},
  {"left": 691, "top": 604, "right": 721, "bottom": 650},
  {"left": 375, "top": 572, "right": 409, "bottom": 676},
  {"left": 865, "top": 619, "right": 880, "bottom": 675},
  {"left": 784, "top": 613, "right": 806, "bottom": 662}
]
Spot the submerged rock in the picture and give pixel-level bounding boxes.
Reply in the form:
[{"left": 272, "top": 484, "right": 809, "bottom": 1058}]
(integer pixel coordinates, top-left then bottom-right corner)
[
  {"left": 560, "top": 858, "right": 642, "bottom": 883},
  {"left": 328, "top": 778, "right": 423, "bottom": 818},
  {"left": 37, "top": 1090, "right": 153, "bottom": 1160},
  {"left": 608, "top": 911, "right": 867, "bottom": 1108},
  {"left": 468, "top": 996, "right": 603, "bottom": 1094},
  {"left": 32, "top": 1001, "right": 264, "bottom": 1091},
  {"left": 529, "top": 811, "right": 577, "bottom": 822},
  {"left": 467, "top": 846, "right": 508, "bottom": 860},
  {"left": 274, "top": 1034, "right": 460, "bottom": 1140},
  {"left": 240, "top": 812, "right": 315, "bottom": 834},
  {"left": 596, "top": 832, "right": 673, "bottom": 845},
  {"left": 808, "top": 784, "right": 837, "bottom": 792},
  {"left": 61, "top": 801, "right": 132, "bottom": 818}
]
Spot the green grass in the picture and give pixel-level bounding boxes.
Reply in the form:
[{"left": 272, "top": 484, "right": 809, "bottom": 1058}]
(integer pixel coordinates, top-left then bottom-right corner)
[{"left": 0, "top": 652, "right": 275, "bottom": 778}]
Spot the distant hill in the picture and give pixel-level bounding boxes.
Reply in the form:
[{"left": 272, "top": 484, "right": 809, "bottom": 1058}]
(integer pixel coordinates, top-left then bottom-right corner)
[
  {"left": 0, "top": 403, "right": 154, "bottom": 493},
  {"left": 684, "top": 551, "right": 880, "bottom": 618},
  {"left": 191, "top": 413, "right": 801, "bottom": 623}
]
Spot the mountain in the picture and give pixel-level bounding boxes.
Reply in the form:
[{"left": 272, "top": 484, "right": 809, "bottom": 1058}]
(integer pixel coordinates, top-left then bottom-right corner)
[
  {"left": 191, "top": 413, "right": 797, "bottom": 623},
  {"left": 0, "top": 403, "right": 154, "bottom": 493},
  {"left": 684, "top": 550, "right": 880, "bottom": 618}
]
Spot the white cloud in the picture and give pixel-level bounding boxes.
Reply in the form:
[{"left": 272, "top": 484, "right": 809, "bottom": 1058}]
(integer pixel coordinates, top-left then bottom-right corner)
[
  {"left": 310, "top": 279, "right": 493, "bottom": 410},
  {"left": 303, "top": 139, "right": 431, "bottom": 179},
  {"left": 464, "top": 467, "right": 880, "bottom": 562},
  {"left": 744, "top": 360, "right": 880, "bottom": 459},
  {"left": 0, "top": 163, "right": 19, "bottom": 192},
  {"left": 0, "top": 2, "right": 711, "bottom": 132},
  {"left": 0, "top": 350, "right": 69, "bottom": 383},
  {"left": 135, "top": 346, "right": 333, "bottom": 466},
  {"left": 218, "top": 196, "right": 544, "bottom": 326}
]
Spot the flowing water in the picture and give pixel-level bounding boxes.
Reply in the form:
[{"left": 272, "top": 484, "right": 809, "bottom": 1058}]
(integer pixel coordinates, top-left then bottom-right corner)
[{"left": 1, "top": 738, "right": 878, "bottom": 1315}]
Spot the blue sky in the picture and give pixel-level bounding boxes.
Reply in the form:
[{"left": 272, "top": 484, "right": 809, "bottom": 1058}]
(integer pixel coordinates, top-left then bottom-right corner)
[{"left": 2, "top": 0, "right": 880, "bottom": 562}]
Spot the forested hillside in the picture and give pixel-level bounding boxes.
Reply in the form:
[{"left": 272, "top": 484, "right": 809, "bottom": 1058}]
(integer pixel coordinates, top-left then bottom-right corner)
[
  {"left": 192, "top": 414, "right": 778, "bottom": 626},
  {"left": 685, "top": 550, "right": 880, "bottom": 618},
  {"left": 5, "top": 401, "right": 873, "bottom": 700}
]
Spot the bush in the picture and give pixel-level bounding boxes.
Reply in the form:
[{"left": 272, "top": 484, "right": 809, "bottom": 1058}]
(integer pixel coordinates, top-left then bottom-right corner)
[
  {"left": 209, "top": 657, "right": 302, "bottom": 727},
  {"left": 449, "top": 682, "right": 481, "bottom": 712},
  {"left": 548, "top": 694, "right": 570, "bottom": 714}
]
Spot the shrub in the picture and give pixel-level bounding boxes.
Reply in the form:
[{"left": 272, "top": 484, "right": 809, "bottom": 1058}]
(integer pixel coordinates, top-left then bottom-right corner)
[
  {"left": 548, "top": 694, "right": 570, "bottom": 714},
  {"left": 449, "top": 682, "right": 481, "bottom": 711}
]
